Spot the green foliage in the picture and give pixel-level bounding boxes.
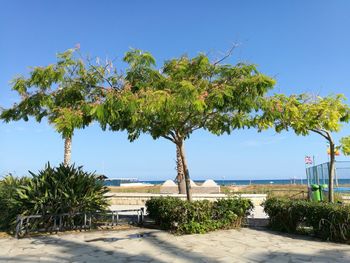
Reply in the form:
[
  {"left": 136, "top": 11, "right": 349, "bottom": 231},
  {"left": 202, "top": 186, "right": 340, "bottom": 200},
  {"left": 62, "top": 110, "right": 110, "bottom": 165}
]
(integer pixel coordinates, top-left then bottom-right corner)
[
  {"left": 97, "top": 49, "right": 275, "bottom": 200},
  {"left": 19, "top": 163, "right": 109, "bottom": 216},
  {"left": 260, "top": 94, "right": 350, "bottom": 135},
  {"left": 260, "top": 94, "right": 350, "bottom": 202},
  {"left": 0, "top": 175, "right": 31, "bottom": 231},
  {"left": 340, "top": 136, "right": 350, "bottom": 155},
  {"left": 118, "top": 50, "right": 276, "bottom": 142},
  {"left": 263, "top": 198, "right": 350, "bottom": 243},
  {"left": 96, "top": 49, "right": 276, "bottom": 142},
  {"left": 0, "top": 163, "right": 109, "bottom": 232},
  {"left": 146, "top": 197, "right": 253, "bottom": 234},
  {"left": 0, "top": 47, "right": 118, "bottom": 139}
]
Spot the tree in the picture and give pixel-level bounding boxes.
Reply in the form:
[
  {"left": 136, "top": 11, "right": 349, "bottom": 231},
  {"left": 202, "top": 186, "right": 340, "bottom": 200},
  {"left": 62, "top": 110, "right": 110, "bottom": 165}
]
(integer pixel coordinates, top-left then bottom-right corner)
[
  {"left": 99, "top": 49, "right": 275, "bottom": 201},
  {"left": 176, "top": 145, "right": 186, "bottom": 194},
  {"left": 1, "top": 47, "right": 118, "bottom": 165},
  {"left": 260, "top": 94, "right": 350, "bottom": 202}
]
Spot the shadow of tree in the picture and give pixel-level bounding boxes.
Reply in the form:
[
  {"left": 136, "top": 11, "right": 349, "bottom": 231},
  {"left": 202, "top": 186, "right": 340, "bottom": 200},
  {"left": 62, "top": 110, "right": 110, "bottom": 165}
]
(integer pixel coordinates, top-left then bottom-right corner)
[
  {"left": 246, "top": 226, "right": 321, "bottom": 242},
  {"left": 1, "top": 228, "right": 349, "bottom": 263},
  {"left": 253, "top": 249, "right": 349, "bottom": 263},
  {"left": 0, "top": 231, "right": 165, "bottom": 263},
  {"left": 142, "top": 232, "right": 221, "bottom": 263},
  {"left": 0, "top": 229, "right": 218, "bottom": 263}
]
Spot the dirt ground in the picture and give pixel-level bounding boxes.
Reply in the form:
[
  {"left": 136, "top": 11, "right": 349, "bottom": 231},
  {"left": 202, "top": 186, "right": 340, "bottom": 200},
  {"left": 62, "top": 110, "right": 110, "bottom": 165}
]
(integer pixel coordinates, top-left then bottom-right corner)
[{"left": 108, "top": 184, "right": 309, "bottom": 198}]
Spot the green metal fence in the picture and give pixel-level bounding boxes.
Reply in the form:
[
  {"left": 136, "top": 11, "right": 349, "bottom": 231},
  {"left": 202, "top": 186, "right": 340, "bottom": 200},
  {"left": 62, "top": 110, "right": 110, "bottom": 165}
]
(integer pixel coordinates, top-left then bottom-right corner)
[{"left": 306, "top": 161, "right": 350, "bottom": 187}]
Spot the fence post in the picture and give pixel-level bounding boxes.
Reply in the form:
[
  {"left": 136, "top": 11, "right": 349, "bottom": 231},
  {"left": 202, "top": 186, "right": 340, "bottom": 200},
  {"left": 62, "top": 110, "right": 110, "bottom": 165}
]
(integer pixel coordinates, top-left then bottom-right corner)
[
  {"left": 25, "top": 217, "right": 29, "bottom": 235},
  {"left": 84, "top": 213, "right": 87, "bottom": 230},
  {"left": 59, "top": 215, "right": 62, "bottom": 231},
  {"left": 141, "top": 208, "right": 144, "bottom": 224},
  {"left": 15, "top": 216, "right": 22, "bottom": 239},
  {"left": 53, "top": 216, "right": 57, "bottom": 232}
]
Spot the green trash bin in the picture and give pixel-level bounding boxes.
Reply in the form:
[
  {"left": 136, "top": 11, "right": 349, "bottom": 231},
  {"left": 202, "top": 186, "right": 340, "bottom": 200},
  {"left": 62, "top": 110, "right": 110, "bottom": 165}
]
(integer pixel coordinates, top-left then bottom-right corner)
[
  {"left": 319, "top": 184, "right": 328, "bottom": 201},
  {"left": 310, "top": 184, "right": 321, "bottom": 202}
]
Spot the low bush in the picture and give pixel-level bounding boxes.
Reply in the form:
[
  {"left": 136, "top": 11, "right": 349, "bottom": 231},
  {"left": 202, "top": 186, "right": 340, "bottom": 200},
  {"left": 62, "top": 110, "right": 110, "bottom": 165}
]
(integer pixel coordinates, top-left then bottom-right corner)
[
  {"left": 263, "top": 197, "right": 350, "bottom": 243},
  {"left": 0, "top": 176, "right": 31, "bottom": 231},
  {"left": 19, "top": 163, "right": 109, "bottom": 216},
  {"left": 146, "top": 197, "right": 253, "bottom": 234},
  {"left": 0, "top": 163, "right": 109, "bottom": 232}
]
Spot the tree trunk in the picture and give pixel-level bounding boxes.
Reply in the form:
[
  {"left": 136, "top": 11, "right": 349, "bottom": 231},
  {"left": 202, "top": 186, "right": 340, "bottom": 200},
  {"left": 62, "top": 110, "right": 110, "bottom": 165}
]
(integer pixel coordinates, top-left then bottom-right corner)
[
  {"left": 328, "top": 140, "right": 335, "bottom": 203},
  {"left": 177, "top": 139, "right": 192, "bottom": 201},
  {"left": 176, "top": 145, "right": 186, "bottom": 194},
  {"left": 63, "top": 136, "right": 72, "bottom": 166}
]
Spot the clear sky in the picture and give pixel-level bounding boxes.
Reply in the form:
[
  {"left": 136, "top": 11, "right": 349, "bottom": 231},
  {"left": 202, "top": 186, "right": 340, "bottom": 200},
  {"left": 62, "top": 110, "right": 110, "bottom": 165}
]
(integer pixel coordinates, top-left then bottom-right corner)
[{"left": 1, "top": 0, "right": 350, "bottom": 180}]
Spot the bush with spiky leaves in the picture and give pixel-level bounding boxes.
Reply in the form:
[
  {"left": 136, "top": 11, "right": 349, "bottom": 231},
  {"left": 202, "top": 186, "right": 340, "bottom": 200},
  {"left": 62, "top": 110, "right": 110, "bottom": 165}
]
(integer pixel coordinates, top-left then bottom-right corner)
[
  {"left": 18, "top": 163, "right": 109, "bottom": 216},
  {"left": 0, "top": 175, "right": 31, "bottom": 231},
  {"left": 0, "top": 163, "right": 109, "bottom": 232}
]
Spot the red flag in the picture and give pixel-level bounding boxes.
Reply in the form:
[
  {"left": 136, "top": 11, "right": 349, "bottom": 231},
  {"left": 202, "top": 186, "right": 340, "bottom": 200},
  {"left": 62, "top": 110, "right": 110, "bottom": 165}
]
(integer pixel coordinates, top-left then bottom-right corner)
[{"left": 305, "top": 156, "right": 313, "bottom": 165}]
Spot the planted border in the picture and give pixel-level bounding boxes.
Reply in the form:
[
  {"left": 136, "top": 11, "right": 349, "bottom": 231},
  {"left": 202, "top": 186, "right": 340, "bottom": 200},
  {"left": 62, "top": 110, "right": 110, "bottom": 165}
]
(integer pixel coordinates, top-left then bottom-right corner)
[
  {"left": 263, "top": 197, "right": 350, "bottom": 243},
  {"left": 146, "top": 196, "right": 253, "bottom": 234}
]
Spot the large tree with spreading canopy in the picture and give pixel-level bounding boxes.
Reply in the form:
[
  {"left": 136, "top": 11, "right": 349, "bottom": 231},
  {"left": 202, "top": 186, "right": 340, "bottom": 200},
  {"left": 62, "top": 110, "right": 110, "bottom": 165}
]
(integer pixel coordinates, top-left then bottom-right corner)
[
  {"left": 260, "top": 94, "right": 350, "bottom": 202},
  {"left": 97, "top": 49, "right": 275, "bottom": 200},
  {"left": 1, "top": 47, "right": 120, "bottom": 165}
]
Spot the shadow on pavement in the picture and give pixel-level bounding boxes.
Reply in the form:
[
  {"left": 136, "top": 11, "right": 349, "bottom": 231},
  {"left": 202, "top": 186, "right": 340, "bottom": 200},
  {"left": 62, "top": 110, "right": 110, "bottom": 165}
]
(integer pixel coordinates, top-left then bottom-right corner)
[
  {"left": 253, "top": 249, "right": 349, "bottom": 263},
  {"left": 0, "top": 229, "right": 216, "bottom": 263}
]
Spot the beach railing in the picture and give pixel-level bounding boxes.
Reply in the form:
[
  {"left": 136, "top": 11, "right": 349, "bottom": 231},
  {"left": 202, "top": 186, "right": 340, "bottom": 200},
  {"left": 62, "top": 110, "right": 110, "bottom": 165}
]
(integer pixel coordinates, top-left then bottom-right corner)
[{"left": 15, "top": 208, "right": 144, "bottom": 239}]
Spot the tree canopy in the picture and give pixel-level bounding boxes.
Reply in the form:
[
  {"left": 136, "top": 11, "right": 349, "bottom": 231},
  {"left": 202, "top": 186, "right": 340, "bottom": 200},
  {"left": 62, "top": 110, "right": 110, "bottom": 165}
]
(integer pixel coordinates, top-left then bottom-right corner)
[
  {"left": 1, "top": 47, "right": 120, "bottom": 164},
  {"left": 95, "top": 49, "right": 276, "bottom": 200},
  {"left": 120, "top": 50, "right": 276, "bottom": 141},
  {"left": 259, "top": 94, "right": 350, "bottom": 135},
  {"left": 260, "top": 93, "right": 350, "bottom": 202}
]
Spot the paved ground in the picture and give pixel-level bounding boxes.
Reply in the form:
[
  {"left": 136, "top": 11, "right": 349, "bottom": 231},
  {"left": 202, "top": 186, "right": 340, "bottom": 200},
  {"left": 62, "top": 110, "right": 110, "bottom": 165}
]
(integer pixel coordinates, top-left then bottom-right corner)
[{"left": 0, "top": 227, "right": 349, "bottom": 263}]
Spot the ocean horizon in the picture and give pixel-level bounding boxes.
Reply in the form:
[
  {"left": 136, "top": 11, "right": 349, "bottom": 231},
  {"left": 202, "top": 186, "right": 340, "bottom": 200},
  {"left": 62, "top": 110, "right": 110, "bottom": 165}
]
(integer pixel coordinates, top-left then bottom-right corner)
[{"left": 140, "top": 179, "right": 350, "bottom": 186}]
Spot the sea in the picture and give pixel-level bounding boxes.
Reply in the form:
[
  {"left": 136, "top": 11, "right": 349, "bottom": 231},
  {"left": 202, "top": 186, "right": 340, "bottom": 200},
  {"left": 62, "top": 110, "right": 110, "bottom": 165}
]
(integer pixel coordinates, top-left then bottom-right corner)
[{"left": 140, "top": 179, "right": 350, "bottom": 186}]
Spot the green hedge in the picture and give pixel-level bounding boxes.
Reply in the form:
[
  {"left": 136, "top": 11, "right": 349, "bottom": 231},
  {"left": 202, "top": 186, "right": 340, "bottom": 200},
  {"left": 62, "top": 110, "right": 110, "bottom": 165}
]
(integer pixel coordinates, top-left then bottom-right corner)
[
  {"left": 263, "top": 198, "right": 350, "bottom": 243},
  {"left": 146, "top": 197, "right": 253, "bottom": 234}
]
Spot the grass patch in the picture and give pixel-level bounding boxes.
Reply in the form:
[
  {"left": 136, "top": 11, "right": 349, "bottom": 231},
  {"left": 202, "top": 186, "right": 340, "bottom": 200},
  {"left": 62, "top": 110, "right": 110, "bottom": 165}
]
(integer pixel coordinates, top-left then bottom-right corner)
[{"left": 108, "top": 186, "right": 161, "bottom": 194}]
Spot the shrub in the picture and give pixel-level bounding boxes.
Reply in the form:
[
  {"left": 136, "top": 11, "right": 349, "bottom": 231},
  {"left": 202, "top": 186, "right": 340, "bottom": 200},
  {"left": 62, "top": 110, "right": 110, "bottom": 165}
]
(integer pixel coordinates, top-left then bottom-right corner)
[
  {"left": 263, "top": 197, "right": 350, "bottom": 243},
  {"left": 0, "top": 175, "right": 31, "bottom": 231},
  {"left": 0, "top": 163, "right": 109, "bottom": 232},
  {"left": 146, "top": 197, "right": 253, "bottom": 234},
  {"left": 18, "top": 163, "right": 109, "bottom": 216}
]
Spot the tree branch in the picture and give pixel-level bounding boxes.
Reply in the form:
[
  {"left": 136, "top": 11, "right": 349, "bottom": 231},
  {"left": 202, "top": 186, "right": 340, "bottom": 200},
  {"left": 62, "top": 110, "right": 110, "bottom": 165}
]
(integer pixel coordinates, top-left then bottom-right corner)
[
  {"left": 310, "top": 128, "right": 330, "bottom": 141},
  {"left": 86, "top": 57, "right": 116, "bottom": 89},
  {"left": 162, "top": 135, "right": 175, "bottom": 143},
  {"left": 213, "top": 44, "right": 239, "bottom": 66}
]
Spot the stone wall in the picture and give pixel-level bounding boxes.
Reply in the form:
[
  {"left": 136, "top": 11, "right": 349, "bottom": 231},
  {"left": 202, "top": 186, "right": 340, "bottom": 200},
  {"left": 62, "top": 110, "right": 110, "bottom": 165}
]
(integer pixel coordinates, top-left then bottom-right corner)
[
  {"left": 107, "top": 193, "right": 267, "bottom": 207},
  {"left": 160, "top": 179, "right": 221, "bottom": 194},
  {"left": 342, "top": 195, "right": 350, "bottom": 204}
]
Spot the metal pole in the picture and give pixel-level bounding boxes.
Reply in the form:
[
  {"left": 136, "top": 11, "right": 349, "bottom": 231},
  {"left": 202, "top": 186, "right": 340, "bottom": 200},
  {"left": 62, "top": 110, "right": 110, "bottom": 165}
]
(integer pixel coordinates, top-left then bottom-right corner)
[
  {"left": 84, "top": 213, "right": 87, "bottom": 229},
  {"left": 334, "top": 162, "right": 339, "bottom": 187},
  {"left": 15, "top": 216, "right": 22, "bottom": 239},
  {"left": 313, "top": 155, "right": 320, "bottom": 185},
  {"left": 25, "top": 217, "right": 29, "bottom": 235},
  {"left": 141, "top": 208, "right": 144, "bottom": 223}
]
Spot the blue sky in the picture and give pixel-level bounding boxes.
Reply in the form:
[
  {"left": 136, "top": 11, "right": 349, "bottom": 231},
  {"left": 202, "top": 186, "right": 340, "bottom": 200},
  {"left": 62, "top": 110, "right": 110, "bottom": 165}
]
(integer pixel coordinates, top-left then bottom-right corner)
[{"left": 1, "top": 0, "right": 350, "bottom": 180}]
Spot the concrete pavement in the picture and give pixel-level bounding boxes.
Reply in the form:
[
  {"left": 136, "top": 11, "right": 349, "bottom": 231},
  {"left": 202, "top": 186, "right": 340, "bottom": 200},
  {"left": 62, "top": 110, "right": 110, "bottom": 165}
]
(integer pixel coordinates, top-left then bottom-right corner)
[{"left": 0, "top": 227, "right": 348, "bottom": 263}]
